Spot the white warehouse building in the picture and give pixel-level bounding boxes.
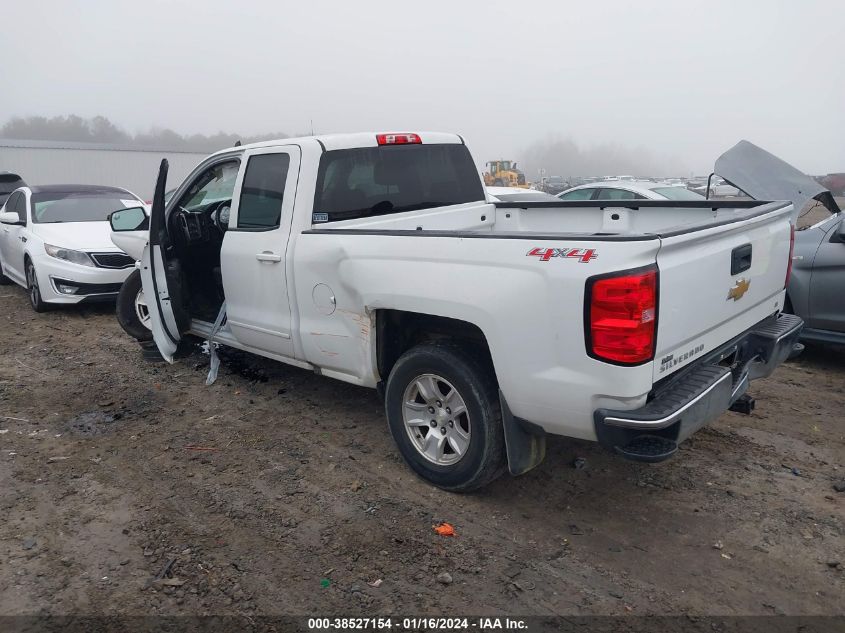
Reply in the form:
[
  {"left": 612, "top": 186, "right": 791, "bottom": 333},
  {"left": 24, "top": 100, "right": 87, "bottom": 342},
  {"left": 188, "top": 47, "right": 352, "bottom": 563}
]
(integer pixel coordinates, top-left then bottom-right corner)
[{"left": 0, "top": 138, "right": 211, "bottom": 200}]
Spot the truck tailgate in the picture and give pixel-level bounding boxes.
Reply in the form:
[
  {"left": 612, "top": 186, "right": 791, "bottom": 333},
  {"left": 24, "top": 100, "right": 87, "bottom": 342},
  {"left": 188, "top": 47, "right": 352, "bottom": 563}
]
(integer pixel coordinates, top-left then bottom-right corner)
[{"left": 653, "top": 202, "right": 793, "bottom": 381}]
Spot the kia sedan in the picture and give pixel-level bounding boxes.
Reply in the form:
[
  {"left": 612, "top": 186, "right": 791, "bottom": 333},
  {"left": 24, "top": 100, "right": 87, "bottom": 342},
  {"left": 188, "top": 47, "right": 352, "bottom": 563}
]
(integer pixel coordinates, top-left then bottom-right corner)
[{"left": 0, "top": 185, "right": 143, "bottom": 312}]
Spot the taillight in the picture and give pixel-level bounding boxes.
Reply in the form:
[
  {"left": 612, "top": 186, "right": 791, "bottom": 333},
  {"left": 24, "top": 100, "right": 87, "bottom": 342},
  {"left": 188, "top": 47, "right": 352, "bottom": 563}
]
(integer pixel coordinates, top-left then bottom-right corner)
[
  {"left": 586, "top": 266, "right": 658, "bottom": 365},
  {"left": 376, "top": 133, "right": 421, "bottom": 145},
  {"left": 785, "top": 223, "right": 795, "bottom": 288}
]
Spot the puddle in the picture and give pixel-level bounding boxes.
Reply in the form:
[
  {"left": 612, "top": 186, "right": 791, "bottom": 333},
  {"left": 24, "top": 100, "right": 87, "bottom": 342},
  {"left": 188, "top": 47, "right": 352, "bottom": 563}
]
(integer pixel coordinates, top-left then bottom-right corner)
[{"left": 66, "top": 411, "right": 116, "bottom": 436}]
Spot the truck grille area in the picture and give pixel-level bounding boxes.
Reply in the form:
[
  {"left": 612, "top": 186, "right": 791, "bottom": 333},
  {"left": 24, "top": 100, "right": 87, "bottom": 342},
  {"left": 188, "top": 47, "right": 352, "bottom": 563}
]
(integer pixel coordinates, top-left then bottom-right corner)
[{"left": 90, "top": 252, "right": 134, "bottom": 269}]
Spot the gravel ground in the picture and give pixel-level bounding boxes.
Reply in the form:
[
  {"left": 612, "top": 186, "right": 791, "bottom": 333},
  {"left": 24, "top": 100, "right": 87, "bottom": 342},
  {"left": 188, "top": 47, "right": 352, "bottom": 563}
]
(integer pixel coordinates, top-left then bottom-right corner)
[{"left": 0, "top": 287, "right": 843, "bottom": 618}]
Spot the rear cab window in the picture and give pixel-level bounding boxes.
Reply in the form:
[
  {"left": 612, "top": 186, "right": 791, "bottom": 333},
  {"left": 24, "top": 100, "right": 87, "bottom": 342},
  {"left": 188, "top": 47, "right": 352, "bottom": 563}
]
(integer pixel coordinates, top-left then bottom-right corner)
[{"left": 313, "top": 143, "right": 484, "bottom": 223}]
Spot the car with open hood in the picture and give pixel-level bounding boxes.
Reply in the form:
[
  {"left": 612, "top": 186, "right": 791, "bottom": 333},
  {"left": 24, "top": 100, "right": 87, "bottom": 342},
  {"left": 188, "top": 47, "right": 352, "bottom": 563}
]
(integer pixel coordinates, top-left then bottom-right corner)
[{"left": 0, "top": 184, "right": 143, "bottom": 312}]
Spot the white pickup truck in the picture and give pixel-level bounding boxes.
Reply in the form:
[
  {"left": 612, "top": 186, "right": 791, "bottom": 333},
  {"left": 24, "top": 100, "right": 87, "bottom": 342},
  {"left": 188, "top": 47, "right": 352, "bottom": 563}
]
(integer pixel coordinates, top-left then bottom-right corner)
[{"left": 110, "top": 132, "right": 802, "bottom": 491}]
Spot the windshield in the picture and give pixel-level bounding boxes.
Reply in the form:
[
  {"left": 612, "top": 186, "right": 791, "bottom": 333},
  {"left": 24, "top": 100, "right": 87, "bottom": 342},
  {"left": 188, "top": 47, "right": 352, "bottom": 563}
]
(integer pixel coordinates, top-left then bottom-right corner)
[
  {"left": 179, "top": 162, "right": 240, "bottom": 212},
  {"left": 651, "top": 187, "right": 705, "bottom": 201},
  {"left": 32, "top": 192, "right": 141, "bottom": 223},
  {"left": 314, "top": 144, "right": 484, "bottom": 222}
]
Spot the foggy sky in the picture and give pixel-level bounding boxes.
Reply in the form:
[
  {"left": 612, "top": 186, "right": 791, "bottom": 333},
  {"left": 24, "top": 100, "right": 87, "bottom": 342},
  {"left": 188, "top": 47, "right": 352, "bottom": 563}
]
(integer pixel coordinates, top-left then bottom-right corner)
[{"left": 1, "top": 0, "right": 843, "bottom": 176}]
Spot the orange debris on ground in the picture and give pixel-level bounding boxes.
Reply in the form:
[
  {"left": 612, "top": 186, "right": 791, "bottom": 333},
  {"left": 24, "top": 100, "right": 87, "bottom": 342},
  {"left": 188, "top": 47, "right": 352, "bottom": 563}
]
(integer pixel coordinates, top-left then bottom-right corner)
[{"left": 433, "top": 523, "right": 456, "bottom": 537}]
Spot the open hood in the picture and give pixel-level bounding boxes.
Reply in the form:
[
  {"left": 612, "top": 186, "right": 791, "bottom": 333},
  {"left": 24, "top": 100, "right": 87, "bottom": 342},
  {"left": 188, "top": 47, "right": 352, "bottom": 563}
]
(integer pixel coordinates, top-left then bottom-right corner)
[{"left": 714, "top": 140, "right": 841, "bottom": 220}]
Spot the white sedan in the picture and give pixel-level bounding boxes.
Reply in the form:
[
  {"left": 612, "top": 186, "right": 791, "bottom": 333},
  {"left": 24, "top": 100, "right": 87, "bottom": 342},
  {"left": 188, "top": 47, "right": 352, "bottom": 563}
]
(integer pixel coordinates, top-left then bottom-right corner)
[
  {"left": 486, "top": 186, "right": 560, "bottom": 202},
  {"left": 0, "top": 184, "right": 143, "bottom": 312},
  {"left": 557, "top": 180, "right": 706, "bottom": 201}
]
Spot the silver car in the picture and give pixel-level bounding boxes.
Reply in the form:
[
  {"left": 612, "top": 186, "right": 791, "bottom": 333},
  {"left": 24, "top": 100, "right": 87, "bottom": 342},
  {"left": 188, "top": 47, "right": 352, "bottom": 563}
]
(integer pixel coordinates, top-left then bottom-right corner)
[
  {"left": 788, "top": 212, "right": 845, "bottom": 344},
  {"left": 557, "top": 180, "right": 706, "bottom": 201}
]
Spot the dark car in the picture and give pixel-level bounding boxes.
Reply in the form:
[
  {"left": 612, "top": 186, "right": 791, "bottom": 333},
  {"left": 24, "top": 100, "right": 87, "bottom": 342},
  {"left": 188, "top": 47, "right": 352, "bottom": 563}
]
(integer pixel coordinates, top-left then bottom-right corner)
[
  {"left": 538, "top": 175, "right": 569, "bottom": 195},
  {"left": 0, "top": 173, "right": 27, "bottom": 207}
]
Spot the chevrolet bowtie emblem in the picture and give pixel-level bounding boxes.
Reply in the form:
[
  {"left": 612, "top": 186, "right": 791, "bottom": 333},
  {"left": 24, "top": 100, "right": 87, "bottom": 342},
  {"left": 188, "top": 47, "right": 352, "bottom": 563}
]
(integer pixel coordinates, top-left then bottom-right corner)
[{"left": 727, "top": 278, "right": 751, "bottom": 301}]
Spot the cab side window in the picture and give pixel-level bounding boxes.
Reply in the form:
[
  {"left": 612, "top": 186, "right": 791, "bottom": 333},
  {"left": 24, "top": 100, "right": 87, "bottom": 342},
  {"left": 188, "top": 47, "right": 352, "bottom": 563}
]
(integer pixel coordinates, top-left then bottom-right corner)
[{"left": 237, "top": 153, "right": 290, "bottom": 230}]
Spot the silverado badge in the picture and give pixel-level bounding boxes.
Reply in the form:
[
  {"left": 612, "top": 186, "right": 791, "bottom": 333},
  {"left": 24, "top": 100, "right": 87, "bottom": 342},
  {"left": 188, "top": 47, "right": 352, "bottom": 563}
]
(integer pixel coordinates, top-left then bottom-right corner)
[{"left": 727, "top": 278, "right": 751, "bottom": 301}]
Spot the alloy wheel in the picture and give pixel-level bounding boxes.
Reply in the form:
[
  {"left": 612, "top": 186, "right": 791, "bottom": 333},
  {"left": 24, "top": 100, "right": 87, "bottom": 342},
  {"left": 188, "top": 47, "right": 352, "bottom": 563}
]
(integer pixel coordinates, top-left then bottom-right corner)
[{"left": 402, "top": 373, "right": 471, "bottom": 466}]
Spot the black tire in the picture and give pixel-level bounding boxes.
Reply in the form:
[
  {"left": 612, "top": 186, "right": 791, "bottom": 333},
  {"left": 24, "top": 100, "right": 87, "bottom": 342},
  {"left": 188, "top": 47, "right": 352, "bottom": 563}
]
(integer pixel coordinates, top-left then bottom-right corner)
[
  {"left": 0, "top": 258, "right": 12, "bottom": 285},
  {"left": 25, "top": 259, "right": 48, "bottom": 313},
  {"left": 116, "top": 269, "right": 153, "bottom": 342},
  {"left": 385, "top": 342, "right": 506, "bottom": 492}
]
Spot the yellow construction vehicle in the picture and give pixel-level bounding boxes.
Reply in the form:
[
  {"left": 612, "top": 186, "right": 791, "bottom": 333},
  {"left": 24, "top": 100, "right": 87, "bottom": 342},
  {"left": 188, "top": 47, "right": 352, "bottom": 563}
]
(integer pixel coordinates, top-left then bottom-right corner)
[{"left": 483, "top": 160, "right": 529, "bottom": 188}]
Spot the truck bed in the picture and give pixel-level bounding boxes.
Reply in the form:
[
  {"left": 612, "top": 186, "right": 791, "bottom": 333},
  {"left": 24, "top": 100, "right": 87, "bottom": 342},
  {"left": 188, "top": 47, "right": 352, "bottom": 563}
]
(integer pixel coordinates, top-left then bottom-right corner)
[
  {"left": 310, "top": 198, "right": 790, "bottom": 240},
  {"left": 299, "top": 197, "right": 794, "bottom": 438}
]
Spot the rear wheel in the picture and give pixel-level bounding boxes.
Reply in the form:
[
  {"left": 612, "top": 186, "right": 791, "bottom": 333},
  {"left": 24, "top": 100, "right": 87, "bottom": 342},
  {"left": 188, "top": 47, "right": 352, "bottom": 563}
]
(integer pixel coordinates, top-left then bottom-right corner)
[
  {"left": 25, "top": 260, "right": 48, "bottom": 313},
  {"left": 116, "top": 269, "right": 153, "bottom": 342},
  {"left": 385, "top": 342, "right": 506, "bottom": 492}
]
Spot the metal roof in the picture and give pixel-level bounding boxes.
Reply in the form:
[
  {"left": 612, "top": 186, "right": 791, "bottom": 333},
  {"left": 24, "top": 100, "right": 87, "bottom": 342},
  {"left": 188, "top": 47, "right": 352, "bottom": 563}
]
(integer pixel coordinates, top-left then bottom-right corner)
[{"left": 0, "top": 138, "right": 209, "bottom": 155}]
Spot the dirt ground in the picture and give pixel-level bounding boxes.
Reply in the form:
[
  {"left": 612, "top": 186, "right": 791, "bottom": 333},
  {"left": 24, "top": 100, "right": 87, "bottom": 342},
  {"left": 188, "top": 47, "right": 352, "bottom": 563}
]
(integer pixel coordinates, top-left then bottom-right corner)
[{"left": 0, "top": 287, "right": 843, "bottom": 618}]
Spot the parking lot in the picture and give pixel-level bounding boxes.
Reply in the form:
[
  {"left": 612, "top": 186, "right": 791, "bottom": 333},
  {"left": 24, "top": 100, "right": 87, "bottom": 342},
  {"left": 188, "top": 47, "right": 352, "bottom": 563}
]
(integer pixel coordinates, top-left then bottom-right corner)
[{"left": 0, "top": 285, "right": 842, "bottom": 617}]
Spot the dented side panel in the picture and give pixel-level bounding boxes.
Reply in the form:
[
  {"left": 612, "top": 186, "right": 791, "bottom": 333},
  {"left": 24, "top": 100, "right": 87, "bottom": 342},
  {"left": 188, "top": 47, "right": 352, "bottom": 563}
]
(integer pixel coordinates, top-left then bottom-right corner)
[{"left": 292, "top": 231, "right": 662, "bottom": 440}]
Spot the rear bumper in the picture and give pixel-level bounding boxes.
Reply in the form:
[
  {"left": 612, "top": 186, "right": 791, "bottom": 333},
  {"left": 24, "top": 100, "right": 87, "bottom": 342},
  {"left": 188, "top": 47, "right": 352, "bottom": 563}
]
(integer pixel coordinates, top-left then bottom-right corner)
[{"left": 594, "top": 312, "right": 803, "bottom": 461}]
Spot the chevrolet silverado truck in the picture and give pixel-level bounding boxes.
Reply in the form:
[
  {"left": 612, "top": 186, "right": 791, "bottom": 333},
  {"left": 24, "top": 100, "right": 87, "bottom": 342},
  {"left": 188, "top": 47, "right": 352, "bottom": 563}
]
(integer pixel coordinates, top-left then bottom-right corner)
[{"left": 109, "top": 132, "right": 803, "bottom": 491}]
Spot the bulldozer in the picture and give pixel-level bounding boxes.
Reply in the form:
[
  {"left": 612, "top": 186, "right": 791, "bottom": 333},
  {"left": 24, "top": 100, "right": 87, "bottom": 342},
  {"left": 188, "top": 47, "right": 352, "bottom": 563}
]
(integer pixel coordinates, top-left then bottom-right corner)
[{"left": 483, "top": 160, "right": 529, "bottom": 188}]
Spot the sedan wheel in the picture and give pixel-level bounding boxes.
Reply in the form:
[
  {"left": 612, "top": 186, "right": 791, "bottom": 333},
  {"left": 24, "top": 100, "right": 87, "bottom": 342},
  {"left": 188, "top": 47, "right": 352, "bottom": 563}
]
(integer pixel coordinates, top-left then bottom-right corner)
[
  {"left": 135, "top": 289, "right": 152, "bottom": 331},
  {"left": 26, "top": 261, "right": 48, "bottom": 313}
]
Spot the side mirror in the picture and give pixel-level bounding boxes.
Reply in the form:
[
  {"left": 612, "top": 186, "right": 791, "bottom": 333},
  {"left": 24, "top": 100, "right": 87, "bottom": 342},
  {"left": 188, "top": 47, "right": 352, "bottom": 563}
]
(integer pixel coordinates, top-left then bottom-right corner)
[
  {"left": 0, "top": 211, "right": 21, "bottom": 225},
  {"left": 109, "top": 207, "right": 149, "bottom": 232},
  {"left": 837, "top": 216, "right": 845, "bottom": 240}
]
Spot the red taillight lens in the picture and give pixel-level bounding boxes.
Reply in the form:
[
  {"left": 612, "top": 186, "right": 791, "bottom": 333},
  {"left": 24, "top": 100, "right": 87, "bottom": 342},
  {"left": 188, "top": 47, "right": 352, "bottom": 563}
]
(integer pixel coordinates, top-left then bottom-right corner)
[
  {"left": 376, "top": 133, "right": 421, "bottom": 145},
  {"left": 587, "top": 267, "right": 658, "bottom": 365},
  {"left": 785, "top": 223, "right": 795, "bottom": 288}
]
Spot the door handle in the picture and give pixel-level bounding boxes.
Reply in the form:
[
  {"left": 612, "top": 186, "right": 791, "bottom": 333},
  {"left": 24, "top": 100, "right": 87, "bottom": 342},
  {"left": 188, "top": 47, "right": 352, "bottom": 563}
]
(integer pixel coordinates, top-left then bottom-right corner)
[
  {"left": 255, "top": 251, "right": 282, "bottom": 263},
  {"left": 20, "top": 236, "right": 26, "bottom": 243}
]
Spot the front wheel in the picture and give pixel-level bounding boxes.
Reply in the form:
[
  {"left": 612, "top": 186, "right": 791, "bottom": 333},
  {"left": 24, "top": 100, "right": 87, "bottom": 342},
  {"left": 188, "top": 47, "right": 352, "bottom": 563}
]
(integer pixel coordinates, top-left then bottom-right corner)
[
  {"left": 385, "top": 343, "right": 506, "bottom": 492},
  {"left": 25, "top": 260, "right": 48, "bottom": 313},
  {"left": 116, "top": 269, "right": 153, "bottom": 342}
]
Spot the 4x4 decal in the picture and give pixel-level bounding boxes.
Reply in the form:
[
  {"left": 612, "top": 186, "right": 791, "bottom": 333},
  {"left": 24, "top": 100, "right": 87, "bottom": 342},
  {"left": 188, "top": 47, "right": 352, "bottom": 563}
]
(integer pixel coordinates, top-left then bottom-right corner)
[{"left": 526, "top": 247, "right": 597, "bottom": 263}]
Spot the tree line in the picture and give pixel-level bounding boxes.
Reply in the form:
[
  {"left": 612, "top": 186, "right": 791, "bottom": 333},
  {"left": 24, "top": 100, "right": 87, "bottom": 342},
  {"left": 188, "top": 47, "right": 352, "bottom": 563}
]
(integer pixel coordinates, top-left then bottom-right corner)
[{"left": 0, "top": 115, "right": 287, "bottom": 153}]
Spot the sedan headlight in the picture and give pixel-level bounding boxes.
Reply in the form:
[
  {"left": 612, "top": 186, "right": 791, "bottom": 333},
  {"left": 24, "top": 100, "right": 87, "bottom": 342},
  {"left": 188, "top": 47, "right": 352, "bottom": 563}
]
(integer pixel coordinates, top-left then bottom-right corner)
[{"left": 44, "top": 244, "right": 95, "bottom": 267}]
